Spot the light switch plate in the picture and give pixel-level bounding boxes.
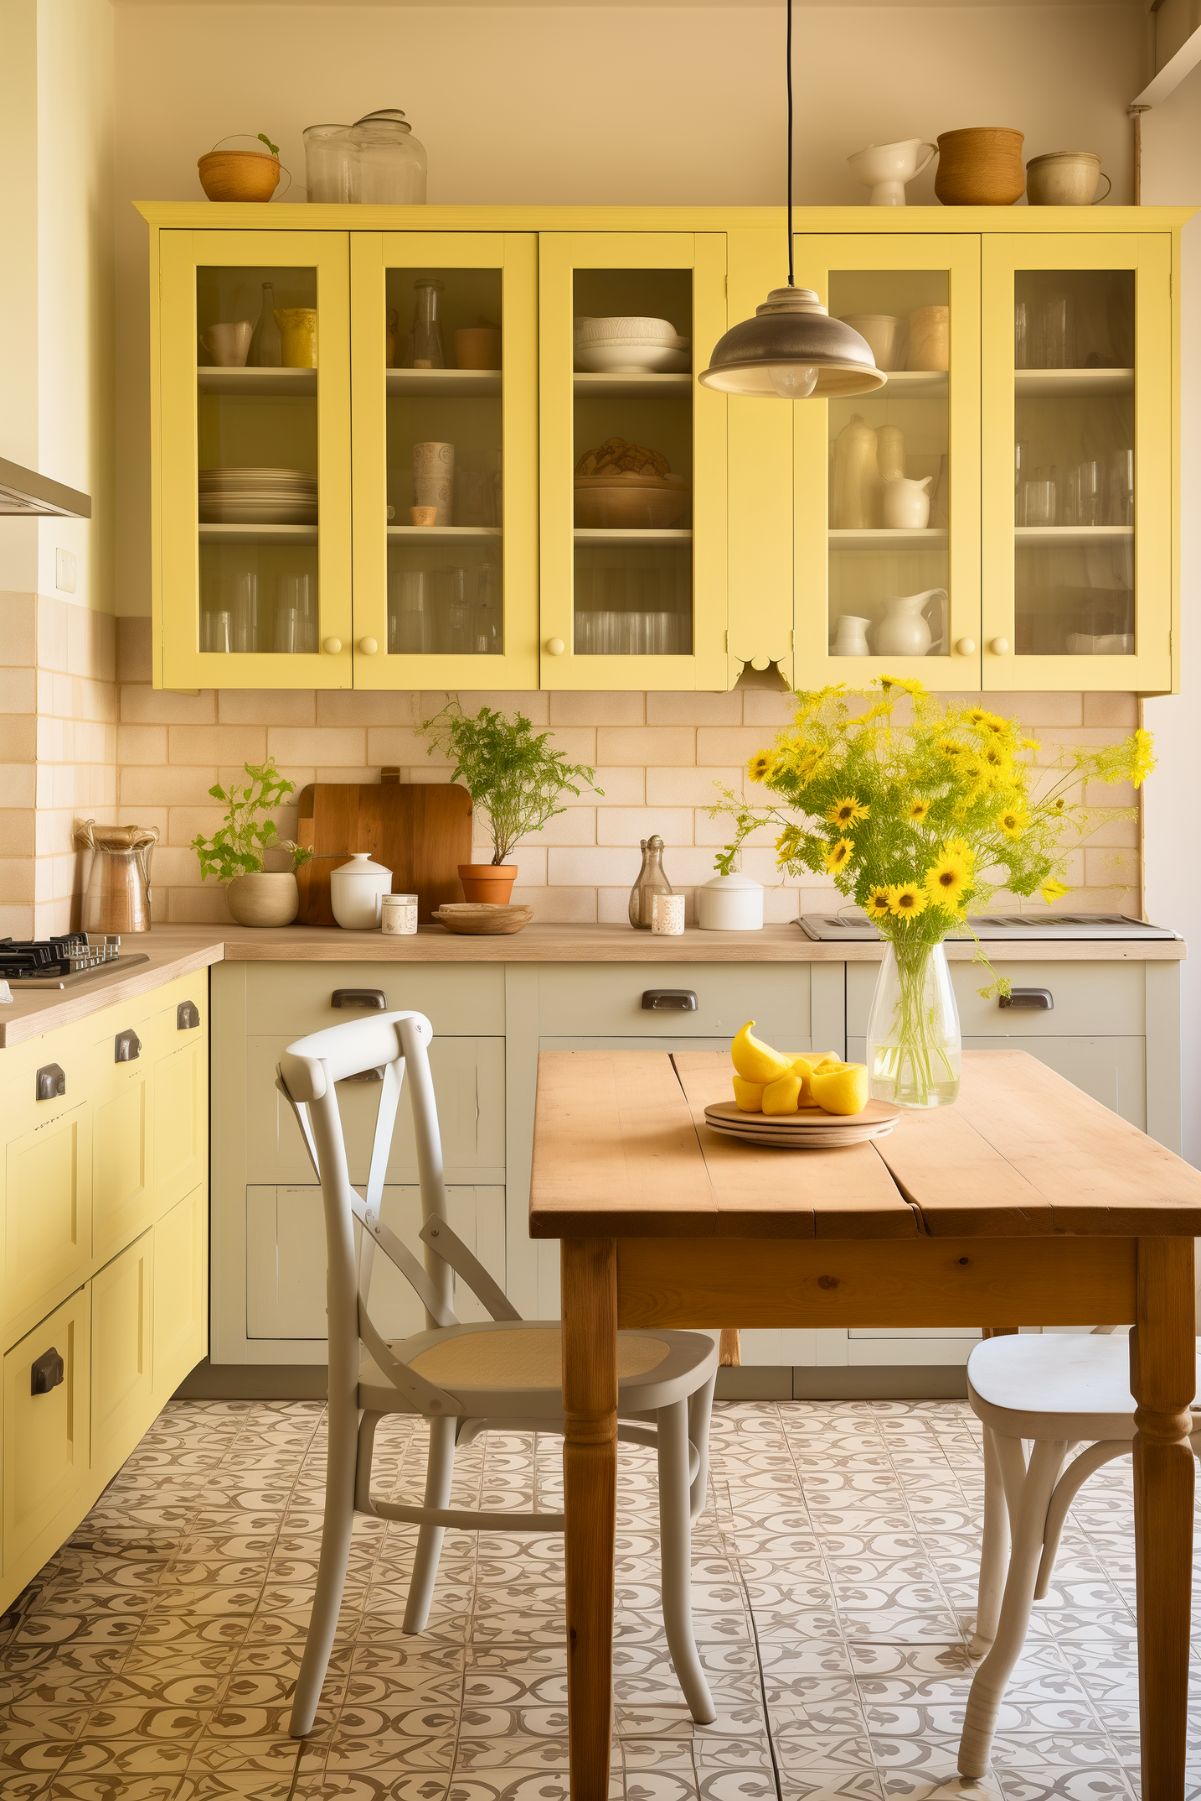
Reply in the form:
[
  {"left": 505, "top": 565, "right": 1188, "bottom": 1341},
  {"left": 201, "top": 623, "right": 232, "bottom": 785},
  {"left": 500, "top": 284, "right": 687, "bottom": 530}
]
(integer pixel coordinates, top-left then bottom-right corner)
[{"left": 55, "top": 547, "right": 77, "bottom": 593}]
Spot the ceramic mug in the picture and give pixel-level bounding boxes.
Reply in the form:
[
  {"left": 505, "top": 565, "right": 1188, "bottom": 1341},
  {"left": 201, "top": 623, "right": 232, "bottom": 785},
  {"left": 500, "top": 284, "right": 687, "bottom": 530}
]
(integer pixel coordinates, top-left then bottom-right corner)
[
  {"left": 1026, "top": 151, "right": 1111, "bottom": 206},
  {"left": 907, "top": 305, "right": 950, "bottom": 372},
  {"left": 840, "top": 313, "right": 902, "bottom": 371},
  {"left": 274, "top": 307, "right": 318, "bottom": 368},
  {"left": 412, "top": 441, "right": 455, "bottom": 526},
  {"left": 200, "top": 321, "right": 252, "bottom": 366},
  {"left": 454, "top": 325, "right": 502, "bottom": 370},
  {"left": 832, "top": 614, "right": 872, "bottom": 657}
]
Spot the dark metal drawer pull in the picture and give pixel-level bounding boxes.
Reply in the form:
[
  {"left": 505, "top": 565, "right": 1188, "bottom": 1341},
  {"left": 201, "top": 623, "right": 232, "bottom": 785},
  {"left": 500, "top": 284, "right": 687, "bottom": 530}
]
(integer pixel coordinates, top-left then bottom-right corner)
[
  {"left": 999, "top": 988, "right": 1054, "bottom": 1011},
  {"left": 177, "top": 1000, "right": 200, "bottom": 1031},
  {"left": 30, "top": 1348, "right": 64, "bottom": 1396},
  {"left": 35, "top": 1063, "right": 66, "bottom": 1102},
  {"left": 114, "top": 1029, "right": 142, "bottom": 1062},
  {"left": 332, "top": 988, "right": 386, "bottom": 1011},
  {"left": 641, "top": 989, "right": 699, "bottom": 1012}
]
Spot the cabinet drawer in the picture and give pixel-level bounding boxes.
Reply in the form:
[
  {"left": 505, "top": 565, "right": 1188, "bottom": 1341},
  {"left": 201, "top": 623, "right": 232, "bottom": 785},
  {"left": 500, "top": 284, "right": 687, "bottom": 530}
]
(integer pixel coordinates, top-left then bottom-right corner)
[
  {"left": 3, "top": 1288, "right": 90, "bottom": 1582},
  {"left": 244, "top": 1035, "right": 505, "bottom": 1183},
  {"left": 92, "top": 1061, "right": 154, "bottom": 1264},
  {"left": 847, "top": 959, "right": 1145, "bottom": 1040},
  {"left": 533, "top": 964, "right": 816, "bottom": 1045},
  {"left": 245, "top": 1184, "right": 505, "bottom": 1340},
  {"left": 91, "top": 1232, "right": 154, "bottom": 1471},
  {"left": 237, "top": 962, "right": 505, "bottom": 1037},
  {"left": 3, "top": 1104, "right": 92, "bottom": 1331},
  {"left": 154, "top": 1187, "right": 207, "bottom": 1400}
]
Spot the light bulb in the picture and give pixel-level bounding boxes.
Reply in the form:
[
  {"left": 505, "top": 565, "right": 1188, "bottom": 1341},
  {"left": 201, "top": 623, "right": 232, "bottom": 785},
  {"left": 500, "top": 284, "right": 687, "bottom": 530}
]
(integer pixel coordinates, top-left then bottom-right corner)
[{"left": 769, "top": 363, "right": 819, "bottom": 398}]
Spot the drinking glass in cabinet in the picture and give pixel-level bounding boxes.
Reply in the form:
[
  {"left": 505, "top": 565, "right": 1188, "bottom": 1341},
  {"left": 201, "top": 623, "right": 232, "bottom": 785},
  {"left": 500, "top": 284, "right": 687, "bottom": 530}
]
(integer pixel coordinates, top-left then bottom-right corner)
[
  {"left": 827, "top": 268, "right": 951, "bottom": 660},
  {"left": 384, "top": 266, "right": 504, "bottom": 657},
  {"left": 196, "top": 266, "right": 320, "bottom": 658},
  {"left": 1012, "top": 268, "right": 1135, "bottom": 656},
  {"left": 571, "top": 267, "right": 693, "bottom": 657}
]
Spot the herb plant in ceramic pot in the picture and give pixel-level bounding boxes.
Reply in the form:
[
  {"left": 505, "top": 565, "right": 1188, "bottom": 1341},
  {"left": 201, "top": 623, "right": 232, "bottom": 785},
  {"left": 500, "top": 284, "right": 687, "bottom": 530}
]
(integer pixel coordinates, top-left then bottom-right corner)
[
  {"left": 191, "top": 761, "right": 312, "bottom": 926},
  {"left": 719, "top": 678, "right": 1154, "bottom": 1109},
  {"left": 421, "top": 701, "right": 601, "bottom": 905}
]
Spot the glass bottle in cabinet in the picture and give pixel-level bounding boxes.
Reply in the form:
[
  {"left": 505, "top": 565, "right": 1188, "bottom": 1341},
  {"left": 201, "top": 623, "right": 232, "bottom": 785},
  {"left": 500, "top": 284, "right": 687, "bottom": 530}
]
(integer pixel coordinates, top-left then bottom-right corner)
[{"left": 157, "top": 232, "right": 352, "bottom": 688}]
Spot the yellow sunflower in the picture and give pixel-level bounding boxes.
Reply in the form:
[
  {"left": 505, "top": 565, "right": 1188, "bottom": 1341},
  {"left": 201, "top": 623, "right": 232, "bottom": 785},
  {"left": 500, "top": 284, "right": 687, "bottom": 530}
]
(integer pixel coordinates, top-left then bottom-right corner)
[
  {"left": 1131, "top": 727, "right": 1155, "bottom": 787},
  {"left": 981, "top": 743, "right": 1012, "bottom": 776},
  {"left": 824, "top": 837, "right": 855, "bottom": 875},
  {"left": 996, "top": 804, "right": 1029, "bottom": 840},
  {"left": 937, "top": 738, "right": 966, "bottom": 760},
  {"left": 1040, "top": 876, "right": 1070, "bottom": 905},
  {"left": 881, "top": 675, "right": 925, "bottom": 697},
  {"left": 924, "top": 845, "right": 974, "bottom": 912},
  {"left": 827, "top": 795, "right": 869, "bottom": 828},
  {"left": 865, "top": 886, "right": 893, "bottom": 922},
  {"left": 746, "top": 750, "right": 778, "bottom": 785},
  {"left": 887, "top": 882, "right": 928, "bottom": 920},
  {"left": 907, "top": 797, "right": 931, "bottom": 823}
]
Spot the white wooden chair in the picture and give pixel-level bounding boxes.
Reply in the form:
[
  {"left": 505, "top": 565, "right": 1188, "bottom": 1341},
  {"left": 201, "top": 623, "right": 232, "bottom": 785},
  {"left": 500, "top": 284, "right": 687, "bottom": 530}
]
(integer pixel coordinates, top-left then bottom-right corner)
[
  {"left": 958, "top": 1328, "right": 1201, "bottom": 1779},
  {"left": 276, "top": 1008, "right": 719, "bottom": 1740}
]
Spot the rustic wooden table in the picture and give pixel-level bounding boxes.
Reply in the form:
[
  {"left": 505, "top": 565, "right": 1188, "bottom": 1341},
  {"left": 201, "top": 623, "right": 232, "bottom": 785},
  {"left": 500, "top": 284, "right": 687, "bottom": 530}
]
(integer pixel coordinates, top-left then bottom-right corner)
[{"left": 529, "top": 1047, "right": 1201, "bottom": 1801}]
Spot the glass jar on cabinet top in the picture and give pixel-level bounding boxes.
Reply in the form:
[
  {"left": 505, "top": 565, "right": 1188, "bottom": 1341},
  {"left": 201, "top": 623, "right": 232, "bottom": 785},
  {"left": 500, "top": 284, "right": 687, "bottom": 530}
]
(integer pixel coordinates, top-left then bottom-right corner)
[{"left": 302, "top": 111, "right": 427, "bottom": 204}]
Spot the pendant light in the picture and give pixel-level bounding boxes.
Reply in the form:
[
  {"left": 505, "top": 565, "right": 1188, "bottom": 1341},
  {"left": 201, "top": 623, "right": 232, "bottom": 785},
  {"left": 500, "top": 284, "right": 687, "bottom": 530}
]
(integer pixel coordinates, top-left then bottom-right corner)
[{"left": 699, "top": 0, "right": 887, "bottom": 399}]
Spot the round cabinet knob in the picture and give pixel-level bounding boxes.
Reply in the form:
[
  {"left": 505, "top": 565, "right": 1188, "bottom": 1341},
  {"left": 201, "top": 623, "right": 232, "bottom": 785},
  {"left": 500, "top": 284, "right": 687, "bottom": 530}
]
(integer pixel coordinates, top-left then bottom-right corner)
[
  {"left": 357, "top": 637, "right": 379, "bottom": 656},
  {"left": 989, "top": 637, "right": 1011, "bottom": 656},
  {"left": 545, "top": 637, "right": 566, "bottom": 657},
  {"left": 954, "top": 637, "right": 977, "bottom": 656},
  {"left": 322, "top": 637, "right": 343, "bottom": 656}
]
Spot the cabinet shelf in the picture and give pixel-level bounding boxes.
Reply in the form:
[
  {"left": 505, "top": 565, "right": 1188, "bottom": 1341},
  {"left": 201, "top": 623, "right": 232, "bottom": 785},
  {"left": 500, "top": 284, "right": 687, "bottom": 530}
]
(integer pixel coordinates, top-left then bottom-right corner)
[
  {"left": 573, "top": 527, "right": 692, "bottom": 545},
  {"left": 199, "top": 522, "right": 317, "bottom": 544},
  {"left": 573, "top": 372, "right": 692, "bottom": 400},
  {"left": 387, "top": 525, "right": 500, "bottom": 545},
  {"left": 1016, "top": 525, "right": 1134, "bottom": 548},
  {"left": 386, "top": 368, "right": 501, "bottom": 397},
  {"left": 197, "top": 367, "right": 317, "bottom": 397},
  {"left": 861, "top": 370, "right": 948, "bottom": 398},
  {"left": 829, "top": 528, "right": 948, "bottom": 550},
  {"left": 1014, "top": 367, "right": 1134, "bottom": 398}
]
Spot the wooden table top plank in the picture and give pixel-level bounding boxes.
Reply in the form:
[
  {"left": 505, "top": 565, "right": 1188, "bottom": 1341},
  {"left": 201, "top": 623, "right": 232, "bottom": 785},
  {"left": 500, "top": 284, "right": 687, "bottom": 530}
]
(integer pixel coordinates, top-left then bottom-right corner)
[{"left": 530, "top": 1048, "right": 1201, "bottom": 1242}]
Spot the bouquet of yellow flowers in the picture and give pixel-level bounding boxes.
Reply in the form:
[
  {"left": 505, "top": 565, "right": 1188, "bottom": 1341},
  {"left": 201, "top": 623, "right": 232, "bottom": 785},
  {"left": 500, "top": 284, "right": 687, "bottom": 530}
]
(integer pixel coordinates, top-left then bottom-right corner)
[{"left": 718, "top": 678, "right": 1153, "bottom": 1107}]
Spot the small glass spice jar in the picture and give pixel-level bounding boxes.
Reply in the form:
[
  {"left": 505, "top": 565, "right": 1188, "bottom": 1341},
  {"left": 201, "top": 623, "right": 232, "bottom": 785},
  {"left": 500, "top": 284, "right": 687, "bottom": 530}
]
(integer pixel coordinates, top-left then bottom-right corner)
[
  {"left": 651, "top": 892, "right": 685, "bottom": 936},
  {"left": 381, "top": 892, "right": 419, "bottom": 936}
]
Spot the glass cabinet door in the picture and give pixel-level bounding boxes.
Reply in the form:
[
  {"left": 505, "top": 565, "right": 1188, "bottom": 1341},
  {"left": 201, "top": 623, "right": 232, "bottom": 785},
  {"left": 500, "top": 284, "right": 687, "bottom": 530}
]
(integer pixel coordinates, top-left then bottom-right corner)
[
  {"left": 158, "top": 230, "right": 352, "bottom": 688},
  {"left": 539, "top": 232, "right": 727, "bottom": 689},
  {"left": 350, "top": 232, "right": 538, "bottom": 688},
  {"left": 982, "top": 235, "right": 1173, "bottom": 692},
  {"left": 794, "top": 235, "right": 981, "bottom": 688}
]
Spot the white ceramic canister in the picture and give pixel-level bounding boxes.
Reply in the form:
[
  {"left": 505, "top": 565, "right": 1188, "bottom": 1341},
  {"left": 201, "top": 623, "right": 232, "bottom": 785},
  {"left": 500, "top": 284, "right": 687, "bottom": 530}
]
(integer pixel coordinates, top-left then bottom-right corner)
[
  {"left": 330, "top": 851, "right": 393, "bottom": 929},
  {"left": 696, "top": 872, "right": 765, "bottom": 932}
]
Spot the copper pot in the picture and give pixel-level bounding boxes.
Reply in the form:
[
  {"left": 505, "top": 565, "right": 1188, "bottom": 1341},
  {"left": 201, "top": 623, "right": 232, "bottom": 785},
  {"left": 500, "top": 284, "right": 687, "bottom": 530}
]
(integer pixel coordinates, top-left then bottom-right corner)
[{"left": 76, "top": 821, "right": 158, "bottom": 933}]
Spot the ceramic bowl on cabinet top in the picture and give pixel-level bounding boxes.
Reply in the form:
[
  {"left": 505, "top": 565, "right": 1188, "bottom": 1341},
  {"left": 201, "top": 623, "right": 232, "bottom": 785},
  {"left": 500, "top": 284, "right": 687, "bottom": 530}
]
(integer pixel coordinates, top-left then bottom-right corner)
[
  {"left": 846, "top": 138, "right": 938, "bottom": 205},
  {"left": 1026, "top": 150, "right": 1111, "bottom": 206},
  {"left": 573, "top": 315, "right": 682, "bottom": 344},
  {"left": 573, "top": 340, "right": 690, "bottom": 375},
  {"left": 329, "top": 851, "right": 393, "bottom": 929}
]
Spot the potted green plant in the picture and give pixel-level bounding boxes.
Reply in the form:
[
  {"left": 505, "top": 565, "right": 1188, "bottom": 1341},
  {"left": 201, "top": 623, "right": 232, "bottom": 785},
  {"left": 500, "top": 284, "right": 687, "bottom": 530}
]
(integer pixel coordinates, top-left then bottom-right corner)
[
  {"left": 421, "top": 701, "right": 601, "bottom": 904},
  {"left": 191, "top": 761, "right": 311, "bottom": 926}
]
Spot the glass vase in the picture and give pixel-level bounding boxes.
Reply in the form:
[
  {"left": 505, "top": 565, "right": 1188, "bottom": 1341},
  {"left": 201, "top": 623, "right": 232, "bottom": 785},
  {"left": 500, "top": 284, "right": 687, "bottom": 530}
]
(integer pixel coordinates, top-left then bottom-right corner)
[{"left": 867, "top": 939, "right": 961, "bottom": 1108}]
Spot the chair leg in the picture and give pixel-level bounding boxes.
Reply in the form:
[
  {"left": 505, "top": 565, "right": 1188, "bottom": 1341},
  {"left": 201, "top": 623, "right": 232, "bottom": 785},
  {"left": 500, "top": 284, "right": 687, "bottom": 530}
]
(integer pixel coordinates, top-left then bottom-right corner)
[
  {"left": 290, "top": 1396, "right": 360, "bottom": 1738},
  {"left": 657, "top": 1398, "right": 715, "bottom": 1725},
  {"left": 687, "top": 1374, "right": 716, "bottom": 1526},
  {"left": 402, "top": 1413, "right": 459, "bottom": 1636},
  {"left": 959, "top": 1438, "right": 1068, "bottom": 1780},
  {"left": 972, "top": 1425, "right": 1011, "bottom": 1655}
]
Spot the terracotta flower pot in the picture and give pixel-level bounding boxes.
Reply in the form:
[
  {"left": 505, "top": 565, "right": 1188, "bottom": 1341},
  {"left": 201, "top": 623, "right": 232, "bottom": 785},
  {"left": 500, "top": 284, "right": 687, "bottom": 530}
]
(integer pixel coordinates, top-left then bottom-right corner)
[
  {"left": 458, "top": 863, "right": 518, "bottom": 904},
  {"left": 198, "top": 149, "right": 281, "bottom": 203},
  {"left": 227, "top": 871, "right": 298, "bottom": 926}
]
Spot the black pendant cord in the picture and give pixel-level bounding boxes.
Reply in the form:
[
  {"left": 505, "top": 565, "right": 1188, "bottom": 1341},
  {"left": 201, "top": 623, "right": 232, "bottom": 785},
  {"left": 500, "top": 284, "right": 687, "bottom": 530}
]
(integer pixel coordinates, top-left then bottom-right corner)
[{"left": 786, "top": 0, "right": 795, "bottom": 288}]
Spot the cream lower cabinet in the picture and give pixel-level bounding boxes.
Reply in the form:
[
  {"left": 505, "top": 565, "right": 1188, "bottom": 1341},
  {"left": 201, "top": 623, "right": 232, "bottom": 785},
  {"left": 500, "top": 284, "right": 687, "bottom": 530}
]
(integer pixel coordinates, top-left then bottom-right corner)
[
  {"left": 210, "top": 954, "right": 1178, "bottom": 1390},
  {"left": 0, "top": 976, "right": 209, "bottom": 1613}
]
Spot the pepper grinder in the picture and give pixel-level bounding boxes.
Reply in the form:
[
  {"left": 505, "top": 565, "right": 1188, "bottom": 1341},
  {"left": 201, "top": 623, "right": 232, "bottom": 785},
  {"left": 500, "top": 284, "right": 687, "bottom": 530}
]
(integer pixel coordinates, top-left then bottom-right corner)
[{"left": 629, "top": 835, "right": 673, "bottom": 930}]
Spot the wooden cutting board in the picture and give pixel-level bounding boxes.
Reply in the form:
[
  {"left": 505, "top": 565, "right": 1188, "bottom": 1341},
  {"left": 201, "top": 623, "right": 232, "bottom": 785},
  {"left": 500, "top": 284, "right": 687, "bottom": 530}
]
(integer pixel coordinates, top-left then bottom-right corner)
[{"left": 295, "top": 771, "right": 473, "bottom": 925}]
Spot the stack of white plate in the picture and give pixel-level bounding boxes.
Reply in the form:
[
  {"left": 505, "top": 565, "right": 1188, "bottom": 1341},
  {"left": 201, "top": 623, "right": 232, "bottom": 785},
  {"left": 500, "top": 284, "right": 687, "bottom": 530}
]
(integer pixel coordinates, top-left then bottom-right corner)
[
  {"left": 702, "top": 1099, "right": 901, "bottom": 1151},
  {"left": 573, "top": 315, "right": 690, "bottom": 376},
  {"left": 199, "top": 468, "right": 318, "bottom": 525}
]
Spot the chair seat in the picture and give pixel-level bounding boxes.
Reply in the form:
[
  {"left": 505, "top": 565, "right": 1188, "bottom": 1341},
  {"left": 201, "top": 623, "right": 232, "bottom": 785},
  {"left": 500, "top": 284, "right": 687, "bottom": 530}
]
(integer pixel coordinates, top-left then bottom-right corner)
[
  {"left": 968, "top": 1332, "right": 1201, "bottom": 1443},
  {"left": 359, "top": 1319, "right": 718, "bottom": 1418}
]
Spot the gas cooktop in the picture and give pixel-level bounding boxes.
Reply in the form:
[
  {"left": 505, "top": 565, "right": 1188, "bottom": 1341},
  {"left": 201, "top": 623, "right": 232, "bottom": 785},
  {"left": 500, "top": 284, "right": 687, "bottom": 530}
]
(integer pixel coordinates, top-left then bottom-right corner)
[
  {"left": 796, "top": 911, "right": 1177, "bottom": 942},
  {"left": 0, "top": 933, "right": 151, "bottom": 990}
]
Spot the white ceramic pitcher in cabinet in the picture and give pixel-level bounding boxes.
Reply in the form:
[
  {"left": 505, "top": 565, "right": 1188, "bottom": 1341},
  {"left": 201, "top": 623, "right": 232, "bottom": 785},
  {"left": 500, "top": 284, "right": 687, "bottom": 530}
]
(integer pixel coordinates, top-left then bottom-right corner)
[{"left": 873, "top": 588, "right": 947, "bottom": 658}]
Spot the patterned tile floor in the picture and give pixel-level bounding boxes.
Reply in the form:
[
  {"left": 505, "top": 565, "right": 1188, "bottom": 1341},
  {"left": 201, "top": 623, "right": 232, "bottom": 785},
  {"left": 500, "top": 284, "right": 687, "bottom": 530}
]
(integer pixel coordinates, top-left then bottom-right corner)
[{"left": 1, "top": 1397, "right": 1198, "bottom": 1801}]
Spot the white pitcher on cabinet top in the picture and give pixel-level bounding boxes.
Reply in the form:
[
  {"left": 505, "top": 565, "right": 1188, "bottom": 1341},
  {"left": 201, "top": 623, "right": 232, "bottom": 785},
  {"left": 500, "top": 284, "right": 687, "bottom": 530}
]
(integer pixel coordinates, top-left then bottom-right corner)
[{"left": 873, "top": 588, "right": 947, "bottom": 658}]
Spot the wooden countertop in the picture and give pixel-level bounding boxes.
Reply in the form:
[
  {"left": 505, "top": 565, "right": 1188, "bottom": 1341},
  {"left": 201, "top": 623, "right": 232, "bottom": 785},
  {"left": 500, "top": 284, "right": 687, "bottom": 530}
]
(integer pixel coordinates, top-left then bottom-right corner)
[{"left": 0, "top": 921, "right": 1184, "bottom": 1048}]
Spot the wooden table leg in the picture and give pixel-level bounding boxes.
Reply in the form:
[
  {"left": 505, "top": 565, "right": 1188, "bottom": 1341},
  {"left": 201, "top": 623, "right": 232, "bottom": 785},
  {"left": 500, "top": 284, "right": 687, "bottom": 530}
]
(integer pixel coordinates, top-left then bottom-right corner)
[
  {"left": 1131, "top": 1236, "right": 1195, "bottom": 1801},
  {"left": 562, "top": 1237, "right": 618, "bottom": 1801}
]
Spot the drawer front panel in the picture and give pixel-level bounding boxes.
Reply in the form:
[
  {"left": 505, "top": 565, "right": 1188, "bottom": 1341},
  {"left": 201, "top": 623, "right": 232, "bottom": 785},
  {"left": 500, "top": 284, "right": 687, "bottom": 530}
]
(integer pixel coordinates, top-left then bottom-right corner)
[
  {"left": 91, "top": 1233, "right": 154, "bottom": 1470},
  {"left": 245, "top": 1184, "right": 506, "bottom": 1341},
  {"left": 847, "top": 959, "right": 1145, "bottom": 1040},
  {"left": 3, "top": 1288, "right": 90, "bottom": 1579},
  {"left": 93, "top": 1070, "right": 154, "bottom": 1263},
  {"left": 846, "top": 1032, "right": 1147, "bottom": 1130},
  {"left": 3, "top": 1105, "right": 93, "bottom": 1330},
  {"left": 154, "top": 1187, "right": 207, "bottom": 1400},
  {"left": 534, "top": 964, "right": 816, "bottom": 1044},
  {"left": 153, "top": 1038, "right": 207, "bottom": 1216},
  {"left": 245, "top": 1036, "right": 505, "bottom": 1183},
  {"left": 239, "top": 962, "right": 505, "bottom": 1037}
]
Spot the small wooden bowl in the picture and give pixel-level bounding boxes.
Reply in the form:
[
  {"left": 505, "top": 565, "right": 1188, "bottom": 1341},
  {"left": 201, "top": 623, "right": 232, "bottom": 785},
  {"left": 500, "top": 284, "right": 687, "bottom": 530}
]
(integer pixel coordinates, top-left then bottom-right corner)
[
  {"left": 198, "top": 150, "right": 281, "bottom": 203},
  {"left": 433, "top": 903, "right": 534, "bottom": 936},
  {"left": 935, "top": 127, "right": 1024, "bottom": 206}
]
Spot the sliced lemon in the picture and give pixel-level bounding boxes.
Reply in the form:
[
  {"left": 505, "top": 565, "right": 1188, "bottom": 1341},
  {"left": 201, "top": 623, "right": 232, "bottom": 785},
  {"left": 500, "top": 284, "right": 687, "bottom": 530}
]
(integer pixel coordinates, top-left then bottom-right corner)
[
  {"left": 762, "top": 1071, "right": 803, "bottom": 1115},
  {"left": 810, "top": 1063, "right": 870, "bottom": 1117},
  {"left": 732, "top": 1077, "right": 765, "bottom": 1113}
]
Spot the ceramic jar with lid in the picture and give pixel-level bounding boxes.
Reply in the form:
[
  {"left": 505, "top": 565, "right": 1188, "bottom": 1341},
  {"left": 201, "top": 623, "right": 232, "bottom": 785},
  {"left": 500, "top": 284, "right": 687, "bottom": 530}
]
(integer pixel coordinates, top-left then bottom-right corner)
[
  {"left": 330, "top": 852, "right": 393, "bottom": 929},
  {"left": 696, "top": 872, "right": 764, "bottom": 932}
]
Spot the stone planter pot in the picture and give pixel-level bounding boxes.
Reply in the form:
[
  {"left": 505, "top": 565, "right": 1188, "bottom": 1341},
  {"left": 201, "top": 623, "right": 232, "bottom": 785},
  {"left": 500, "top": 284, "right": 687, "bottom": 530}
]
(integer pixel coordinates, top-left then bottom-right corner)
[
  {"left": 458, "top": 863, "right": 518, "bottom": 905},
  {"left": 227, "top": 871, "right": 299, "bottom": 927}
]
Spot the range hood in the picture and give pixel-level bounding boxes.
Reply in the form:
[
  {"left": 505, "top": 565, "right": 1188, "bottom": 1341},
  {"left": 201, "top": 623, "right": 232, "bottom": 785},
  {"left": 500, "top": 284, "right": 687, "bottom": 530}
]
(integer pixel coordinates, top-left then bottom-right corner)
[{"left": 0, "top": 456, "right": 90, "bottom": 519}]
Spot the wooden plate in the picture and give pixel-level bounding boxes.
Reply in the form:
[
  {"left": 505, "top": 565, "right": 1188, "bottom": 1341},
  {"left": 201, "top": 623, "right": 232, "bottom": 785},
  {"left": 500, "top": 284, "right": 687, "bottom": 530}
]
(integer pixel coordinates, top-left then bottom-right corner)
[
  {"left": 433, "top": 903, "right": 534, "bottom": 936},
  {"left": 703, "top": 1098, "right": 901, "bottom": 1150},
  {"left": 706, "top": 1099, "right": 900, "bottom": 1131}
]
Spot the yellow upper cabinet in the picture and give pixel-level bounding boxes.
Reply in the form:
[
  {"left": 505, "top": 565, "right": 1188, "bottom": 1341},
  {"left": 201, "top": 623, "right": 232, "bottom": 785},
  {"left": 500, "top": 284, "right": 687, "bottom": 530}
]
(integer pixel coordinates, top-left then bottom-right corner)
[{"left": 141, "top": 205, "right": 1188, "bottom": 695}]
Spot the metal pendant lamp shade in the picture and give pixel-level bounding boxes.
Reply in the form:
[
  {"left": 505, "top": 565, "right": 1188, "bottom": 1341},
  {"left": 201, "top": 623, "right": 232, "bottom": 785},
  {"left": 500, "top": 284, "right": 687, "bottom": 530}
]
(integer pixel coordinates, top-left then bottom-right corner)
[{"left": 699, "top": 287, "right": 887, "bottom": 397}]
